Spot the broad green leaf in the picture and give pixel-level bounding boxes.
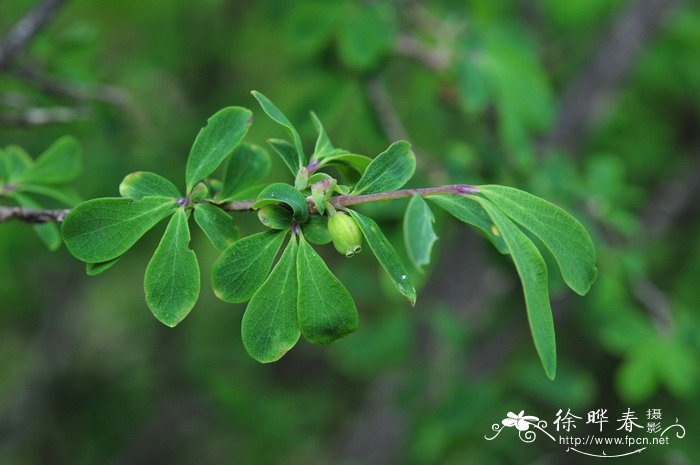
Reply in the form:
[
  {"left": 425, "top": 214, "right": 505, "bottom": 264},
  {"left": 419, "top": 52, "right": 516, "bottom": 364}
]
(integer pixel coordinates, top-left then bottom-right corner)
[
  {"left": 257, "top": 204, "right": 292, "bottom": 229},
  {"left": 17, "top": 183, "right": 81, "bottom": 206},
  {"left": 268, "top": 138, "right": 300, "bottom": 175},
  {"left": 4, "top": 145, "right": 32, "bottom": 182},
  {"left": 251, "top": 91, "right": 305, "bottom": 167},
  {"left": 119, "top": 171, "right": 180, "bottom": 200},
  {"left": 310, "top": 111, "right": 334, "bottom": 159},
  {"left": 428, "top": 195, "right": 508, "bottom": 254},
  {"left": 62, "top": 196, "right": 178, "bottom": 262},
  {"left": 476, "top": 197, "right": 556, "bottom": 379},
  {"left": 12, "top": 192, "right": 61, "bottom": 251},
  {"left": 219, "top": 143, "right": 271, "bottom": 200},
  {"left": 300, "top": 215, "right": 331, "bottom": 245},
  {"left": 253, "top": 183, "right": 309, "bottom": 223},
  {"left": 242, "top": 237, "right": 299, "bottom": 362},
  {"left": 297, "top": 234, "right": 358, "bottom": 344},
  {"left": 194, "top": 203, "right": 239, "bottom": 250},
  {"left": 351, "top": 141, "right": 415, "bottom": 195},
  {"left": 144, "top": 209, "right": 200, "bottom": 327},
  {"left": 86, "top": 256, "right": 122, "bottom": 276},
  {"left": 403, "top": 195, "right": 438, "bottom": 272},
  {"left": 224, "top": 183, "right": 267, "bottom": 201},
  {"left": 318, "top": 151, "right": 372, "bottom": 175},
  {"left": 211, "top": 230, "right": 286, "bottom": 303},
  {"left": 185, "top": 106, "right": 252, "bottom": 192},
  {"left": 479, "top": 185, "right": 597, "bottom": 295},
  {"left": 347, "top": 209, "right": 416, "bottom": 305},
  {"left": 21, "top": 136, "right": 81, "bottom": 184}
]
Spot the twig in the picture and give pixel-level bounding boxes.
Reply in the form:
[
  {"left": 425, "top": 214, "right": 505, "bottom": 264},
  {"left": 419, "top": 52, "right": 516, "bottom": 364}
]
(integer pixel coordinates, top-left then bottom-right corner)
[
  {"left": 0, "top": 184, "right": 479, "bottom": 224},
  {"left": 0, "top": 0, "right": 66, "bottom": 69},
  {"left": 542, "top": 0, "right": 684, "bottom": 154},
  {"left": 0, "top": 106, "right": 90, "bottom": 126},
  {"left": 0, "top": 205, "right": 70, "bottom": 223},
  {"left": 364, "top": 75, "right": 410, "bottom": 143},
  {"left": 395, "top": 35, "right": 450, "bottom": 71}
]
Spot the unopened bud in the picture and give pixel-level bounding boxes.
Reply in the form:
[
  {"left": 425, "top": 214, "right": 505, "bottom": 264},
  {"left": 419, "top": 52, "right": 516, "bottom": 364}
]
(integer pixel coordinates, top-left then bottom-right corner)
[
  {"left": 190, "top": 182, "right": 209, "bottom": 202},
  {"left": 328, "top": 212, "right": 363, "bottom": 258}
]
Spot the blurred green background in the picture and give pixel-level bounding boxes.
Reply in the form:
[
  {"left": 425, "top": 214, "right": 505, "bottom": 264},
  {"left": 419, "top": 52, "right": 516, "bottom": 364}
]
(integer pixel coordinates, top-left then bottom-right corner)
[{"left": 1, "top": 0, "right": 700, "bottom": 464}]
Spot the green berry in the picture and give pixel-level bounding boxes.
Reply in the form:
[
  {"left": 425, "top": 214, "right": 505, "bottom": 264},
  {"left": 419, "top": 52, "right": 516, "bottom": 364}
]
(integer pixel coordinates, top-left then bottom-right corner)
[{"left": 328, "top": 212, "right": 363, "bottom": 258}]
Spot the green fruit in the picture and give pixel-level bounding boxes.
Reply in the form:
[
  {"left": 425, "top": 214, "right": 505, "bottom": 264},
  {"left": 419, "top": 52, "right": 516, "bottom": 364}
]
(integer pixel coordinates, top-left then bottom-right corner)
[
  {"left": 257, "top": 204, "right": 292, "bottom": 229},
  {"left": 328, "top": 212, "right": 363, "bottom": 258}
]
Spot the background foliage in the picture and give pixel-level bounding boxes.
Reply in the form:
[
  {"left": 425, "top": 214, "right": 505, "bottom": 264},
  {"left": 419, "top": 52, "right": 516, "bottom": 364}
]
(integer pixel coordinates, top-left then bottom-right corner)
[{"left": 1, "top": 0, "right": 699, "bottom": 463}]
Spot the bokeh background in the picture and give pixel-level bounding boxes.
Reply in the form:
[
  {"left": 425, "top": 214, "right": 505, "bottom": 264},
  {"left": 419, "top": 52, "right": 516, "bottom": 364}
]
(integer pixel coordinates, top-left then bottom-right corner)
[{"left": 1, "top": 0, "right": 700, "bottom": 464}]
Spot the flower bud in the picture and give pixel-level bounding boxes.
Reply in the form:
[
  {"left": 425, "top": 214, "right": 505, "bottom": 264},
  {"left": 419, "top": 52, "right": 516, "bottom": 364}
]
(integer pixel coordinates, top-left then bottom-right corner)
[
  {"left": 257, "top": 204, "right": 292, "bottom": 229},
  {"left": 190, "top": 182, "right": 209, "bottom": 202},
  {"left": 328, "top": 212, "right": 363, "bottom": 258}
]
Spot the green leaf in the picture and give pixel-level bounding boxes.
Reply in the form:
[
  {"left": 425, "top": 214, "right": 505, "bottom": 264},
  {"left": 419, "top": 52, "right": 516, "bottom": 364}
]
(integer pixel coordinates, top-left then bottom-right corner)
[
  {"left": 86, "top": 256, "right": 122, "bottom": 276},
  {"left": 403, "top": 195, "right": 438, "bottom": 272},
  {"left": 251, "top": 91, "right": 305, "bottom": 167},
  {"left": 428, "top": 195, "right": 508, "bottom": 254},
  {"left": 211, "top": 230, "right": 286, "bottom": 303},
  {"left": 268, "top": 138, "right": 301, "bottom": 175},
  {"left": 0, "top": 148, "right": 7, "bottom": 180},
  {"left": 347, "top": 209, "right": 416, "bottom": 305},
  {"left": 4, "top": 146, "right": 32, "bottom": 182},
  {"left": 242, "top": 236, "right": 299, "bottom": 362},
  {"left": 253, "top": 183, "right": 309, "bottom": 223},
  {"left": 318, "top": 150, "right": 372, "bottom": 175},
  {"left": 194, "top": 203, "right": 239, "bottom": 250},
  {"left": 119, "top": 171, "right": 181, "bottom": 200},
  {"left": 297, "top": 234, "right": 358, "bottom": 344},
  {"left": 351, "top": 141, "right": 415, "bottom": 195},
  {"left": 62, "top": 196, "right": 178, "bottom": 262},
  {"left": 310, "top": 111, "right": 334, "bottom": 159},
  {"left": 20, "top": 136, "right": 81, "bottom": 184},
  {"left": 17, "top": 183, "right": 81, "bottom": 206},
  {"left": 185, "top": 106, "right": 252, "bottom": 192},
  {"left": 476, "top": 197, "right": 556, "bottom": 379},
  {"left": 479, "top": 185, "right": 597, "bottom": 295},
  {"left": 219, "top": 143, "right": 271, "bottom": 201},
  {"left": 11, "top": 192, "right": 61, "bottom": 250},
  {"left": 300, "top": 215, "right": 331, "bottom": 245},
  {"left": 144, "top": 209, "right": 200, "bottom": 327},
  {"left": 257, "top": 204, "right": 292, "bottom": 229}
]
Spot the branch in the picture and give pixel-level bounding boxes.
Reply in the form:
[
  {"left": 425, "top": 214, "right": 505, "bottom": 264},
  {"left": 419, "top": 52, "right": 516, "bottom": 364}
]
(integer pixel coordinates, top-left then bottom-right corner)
[
  {"left": 542, "top": 0, "right": 683, "bottom": 153},
  {"left": 0, "top": 205, "right": 69, "bottom": 223},
  {"left": 0, "top": 184, "right": 479, "bottom": 224},
  {"left": 0, "top": 0, "right": 66, "bottom": 69},
  {"left": 0, "top": 106, "right": 90, "bottom": 126}
]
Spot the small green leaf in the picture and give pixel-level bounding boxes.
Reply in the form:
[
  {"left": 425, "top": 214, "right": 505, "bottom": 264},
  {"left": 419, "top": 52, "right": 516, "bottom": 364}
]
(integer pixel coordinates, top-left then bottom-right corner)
[
  {"left": 12, "top": 192, "right": 61, "bottom": 250},
  {"left": 257, "top": 204, "right": 292, "bottom": 229},
  {"left": 119, "top": 171, "right": 180, "bottom": 200},
  {"left": 62, "top": 196, "right": 178, "bottom": 263},
  {"left": 253, "top": 183, "right": 309, "bottom": 223},
  {"left": 352, "top": 141, "right": 415, "bottom": 195},
  {"left": 476, "top": 197, "right": 556, "bottom": 380},
  {"left": 347, "top": 209, "right": 416, "bottom": 305},
  {"left": 20, "top": 136, "right": 81, "bottom": 184},
  {"left": 4, "top": 146, "right": 32, "bottom": 182},
  {"left": 300, "top": 215, "right": 332, "bottom": 245},
  {"left": 251, "top": 91, "right": 305, "bottom": 167},
  {"left": 297, "top": 234, "right": 358, "bottom": 344},
  {"left": 86, "top": 256, "right": 122, "bottom": 276},
  {"left": 479, "top": 185, "right": 597, "bottom": 295},
  {"left": 310, "top": 111, "right": 334, "bottom": 159},
  {"left": 185, "top": 106, "right": 252, "bottom": 192},
  {"left": 219, "top": 143, "right": 271, "bottom": 201},
  {"left": 144, "top": 209, "right": 200, "bottom": 327},
  {"left": 194, "top": 203, "right": 239, "bottom": 250},
  {"left": 268, "top": 138, "right": 300, "bottom": 175},
  {"left": 404, "top": 195, "right": 438, "bottom": 272},
  {"left": 318, "top": 150, "right": 372, "bottom": 175},
  {"left": 428, "top": 195, "right": 508, "bottom": 254},
  {"left": 211, "top": 230, "right": 286, "bottom": 303},
  {"left": 242, "top": 236, "right": 299, "bottom": 362},
  {"left": 17, "top": 183, "right": 81, "bottom": 206}
]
